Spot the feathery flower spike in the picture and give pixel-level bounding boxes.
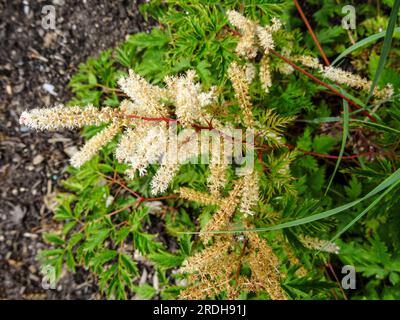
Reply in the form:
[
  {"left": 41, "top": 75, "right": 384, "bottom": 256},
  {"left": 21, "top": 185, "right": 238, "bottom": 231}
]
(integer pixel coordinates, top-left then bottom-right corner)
[{"left": 71, "top": 121, "right": 122, "bottom": 168}]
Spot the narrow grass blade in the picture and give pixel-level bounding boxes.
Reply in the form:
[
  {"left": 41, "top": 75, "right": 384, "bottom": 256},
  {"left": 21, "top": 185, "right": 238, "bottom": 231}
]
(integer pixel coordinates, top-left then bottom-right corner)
[
  {"left": 351, "top": 119, "right": 400, "bottom": 135},
  {"left": 366, "top": 0, "right": 400, "bottom": 104},
  {"left": 297, "top": 117, "right": 341, "bottom": 124},
  {"left": 183, "top": 168, "right": 400, "bottom": 235},
  {"left": 330, "top": 179, "right": 400, "bottom": 242},
  {"left": 332, "top": 27, "right": 400, "bottom": 66},
  {"left": 325, "top": 98, "right": 349, "bottom": 195},
  {"left": 330, "top": 84, "right": 384, "bottom": 122}
]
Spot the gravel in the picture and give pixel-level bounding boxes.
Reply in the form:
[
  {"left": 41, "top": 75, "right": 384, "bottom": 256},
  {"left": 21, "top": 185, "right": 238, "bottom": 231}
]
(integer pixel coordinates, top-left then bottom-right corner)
[{"left": 0, "top": 0, "right": 152, "bottom": 299}]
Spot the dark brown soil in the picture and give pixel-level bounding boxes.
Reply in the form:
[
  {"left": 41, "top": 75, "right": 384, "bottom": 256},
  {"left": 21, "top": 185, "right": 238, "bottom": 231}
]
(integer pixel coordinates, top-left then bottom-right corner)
[{"left": 0, "top": 0, "right": 151, "bottom": 299}]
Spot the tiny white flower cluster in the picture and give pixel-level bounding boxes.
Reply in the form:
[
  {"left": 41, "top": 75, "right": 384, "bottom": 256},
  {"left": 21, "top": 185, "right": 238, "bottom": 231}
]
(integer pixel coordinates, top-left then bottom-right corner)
[
  {"left": 227, "top": 10, "right": 282, "bottom": 59},
  {"left": 227, "top": 10, "right": 282, "bottom": 95},
  {"left": 20, "top": 104, "right": 122, "bottom": 169},
  {"left": 165, "top": 70, "right": 216, "bottom": 126},
  {"left": 245, "top": 63, "right": 256, "bottom": 84},
  {"left": 294, "top": 55, "right": 394, "bottom": 100},
  {"left": 116, "top": 122, "right": 169, "bottom": 177},
  {"left": 20, "top": 69, "right": 220, "bottom": 195},
  {"left": 19, "top": 105, "right": 115, "bottom": 130},
  {"left": 150, "top": 129, "right": 204, "bottom": 195},
  {"left": 322, "top": 66, "right": 394, "bottom": 100},
  {"left": 114, "top": 69, "right": 217, "bottom": 195},
  {"left": 300, "top": 235, "right": 340, "bottom": 254},
  {"left": 228, "top": 10, "right": 393, "bottom": 101},
  {"left": 239, "top": 172, "right": 259, "bottom": 216},
  {"left": 71, "top": 120, "right": 122, "bottom": 168},
  {"left": 259, "top": 56, "right": 272, "bottom": 93},
  {"left": 257, "top": 18, "right": 282, "bottom": 53},
  {"left": 117, "top": 69, "right": 168, "bottom": 117},
  {"left": 227, "top": 10, "right": 258, "bottom": 59}
]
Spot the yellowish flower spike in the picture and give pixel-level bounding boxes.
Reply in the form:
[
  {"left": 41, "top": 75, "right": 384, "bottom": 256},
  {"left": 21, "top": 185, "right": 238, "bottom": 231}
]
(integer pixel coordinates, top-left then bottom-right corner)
[
  {"left": 259, "top": 55, "right": 272, "bottom": 94},
  {"left": 228, "top": 61, "right": 255, "bottom": 127},
  {"left": 70, "top": 121, "right": 122, "bottom": 168},
  {"left": 20, "top": 66, "right": 221, "bottom": 190},
  {"left": 246, "top": 231, "right": 287, "bottom": 300},
  {"left": 207, "top": 139, "right": 229, "bottom": 196},
  {"left": 200, "top": 182, "right": 243, "bottom": 243},
  {"left": 300, "top": 235, "right": 340, "bottom": 254},
  {"left": 179, "top": 187, "right": 220, "bottom": 206},
  {"left": 227, "top": 10, "right": 257, "bottom": 59},
  {"left": 239, "top": 171, "right": 259, "bottom": 216},
  {"left": 179, "top": 230, "right": 286, "bottom": 300},
  {"left": 207, "top": 162, "right": 228, "bottom": 196},
  {"left": 19, "top": 105, "right": 116, "bottom": 130},
  {"left": 165, "top": 70, "right": 216, "bottom": 126},
  {"left": 294, "top": 55, "right": 394, "bottom": 100},
  {"left": 117, "top": 69, "right": 168, "bottom": 117},
  {"left": 179, "top": 235, "right": 239, "bottom": 299}
]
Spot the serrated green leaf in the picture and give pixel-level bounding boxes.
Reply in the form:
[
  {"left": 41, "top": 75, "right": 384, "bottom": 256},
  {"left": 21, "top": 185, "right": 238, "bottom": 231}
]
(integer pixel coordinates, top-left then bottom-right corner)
[
  {"left": 119, "top": 253, "right": 139, "bottom": 276},
  {"left": 69, "top": 232, "right": 84, "bottom": 248},
  {"left": 90, "top": 250, "right": 117, "bottom": 268},
  {"left": 83, "top": 229, "right": 109, "bottom": 252},
  {"left": 148, "top": 252, "right": 185, "bottom": 269},
  {"left": 63, "top": 221, "right": 77, "bottom": 235},
  {"left": 43, "top": 233, "right": 65, "bottom": 245},
  {"left": 66, "top": 250, "right": 76, "bottom": 272},
  {"left": 134, "top": 283, "right": 157, "bottom": 300}
]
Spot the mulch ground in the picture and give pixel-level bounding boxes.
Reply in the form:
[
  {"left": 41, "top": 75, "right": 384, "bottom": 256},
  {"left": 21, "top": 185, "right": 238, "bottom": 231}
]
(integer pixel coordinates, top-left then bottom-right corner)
[{"left": 0, "top": 0, "right": 152, "bottom": 299}]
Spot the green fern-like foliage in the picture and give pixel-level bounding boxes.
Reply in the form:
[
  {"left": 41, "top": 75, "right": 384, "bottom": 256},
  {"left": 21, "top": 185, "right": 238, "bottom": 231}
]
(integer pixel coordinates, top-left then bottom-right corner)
[{"left": 37, "top": 0, "right": 400, "bottom": 300}]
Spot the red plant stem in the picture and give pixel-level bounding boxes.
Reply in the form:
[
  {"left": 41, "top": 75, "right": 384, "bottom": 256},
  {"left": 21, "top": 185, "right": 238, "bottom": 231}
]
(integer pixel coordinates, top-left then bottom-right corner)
[
  {"left": 105, "top": 175, "right": 143, "bottom": 200},
  {"left": 104, "top": 173, "right": 178, "bottom": 203},
  {"left": 327, "top": 262, "right": 348, "bottom": 300},
  {"left": 292, "top": 0, "right": 378, "bottom": 124},
  {"left": 144, "top": 195, "right": 178, "bottom": 201},
  {"left": 293, "top": 0, "right": 331, "bottom": 66},
  {"left": 126, "top": 111, "right": 374, "bottom": 161},
  {"left": 269, "top": 49, "right": 377, "bottom": 123},
  {"left": 107, "top": 200, "right": 140, "bottom": 217}
]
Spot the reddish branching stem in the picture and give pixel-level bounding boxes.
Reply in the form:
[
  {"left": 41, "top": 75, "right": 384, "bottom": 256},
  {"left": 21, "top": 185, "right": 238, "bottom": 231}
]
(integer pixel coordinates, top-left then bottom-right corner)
[
  {"left": 326, "top": 262, "right": 348, "bottom": 300},
  {"left": 293, "top": 0, "right": 331, "bottom": 66},
  {"left": 103, "top": 173, "right": 178, "bottom": 205},
  {"left": 269, "top": 49, "right": 377, "bottom": 123},
  {"left": 292, "top": 0, "right": 378, "bottom": 123}
]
